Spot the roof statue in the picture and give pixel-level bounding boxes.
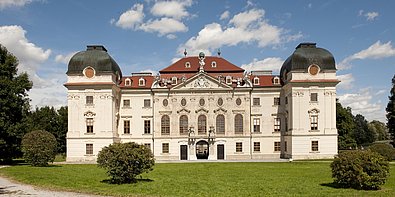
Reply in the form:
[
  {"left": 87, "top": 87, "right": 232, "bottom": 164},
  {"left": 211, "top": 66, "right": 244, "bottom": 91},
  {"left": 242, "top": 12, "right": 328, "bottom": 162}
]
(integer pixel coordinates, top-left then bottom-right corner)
[{"left": 198, "top": 52, "right": 206, "bottom": 72}]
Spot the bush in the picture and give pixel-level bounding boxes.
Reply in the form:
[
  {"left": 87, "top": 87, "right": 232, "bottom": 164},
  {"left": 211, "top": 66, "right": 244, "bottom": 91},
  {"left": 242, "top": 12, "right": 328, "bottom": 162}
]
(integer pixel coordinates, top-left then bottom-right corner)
[
  {"left": 331, "top": 150, "right": 390, "bottom": 190},
  {"left": 97, "top": 142, "right": 155, "bottom": 184},
  {"left": 368, "top": 143, "right": 395, "bottom": 161},
  {"left": 21, "top": 130, "right": 57, "bottom": 166}
]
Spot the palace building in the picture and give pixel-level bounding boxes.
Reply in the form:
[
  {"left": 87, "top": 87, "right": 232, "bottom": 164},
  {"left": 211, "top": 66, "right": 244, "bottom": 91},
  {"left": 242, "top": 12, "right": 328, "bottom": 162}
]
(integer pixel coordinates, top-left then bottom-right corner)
[{"left": 65, "top": 43, "right": 339, "bottom": 162}]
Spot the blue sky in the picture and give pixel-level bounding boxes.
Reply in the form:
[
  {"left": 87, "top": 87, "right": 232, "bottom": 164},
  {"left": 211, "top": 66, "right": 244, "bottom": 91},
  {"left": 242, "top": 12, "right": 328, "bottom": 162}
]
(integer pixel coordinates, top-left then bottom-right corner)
[{"left": 0, "top": 0, "right": 394, "bottom": 122}]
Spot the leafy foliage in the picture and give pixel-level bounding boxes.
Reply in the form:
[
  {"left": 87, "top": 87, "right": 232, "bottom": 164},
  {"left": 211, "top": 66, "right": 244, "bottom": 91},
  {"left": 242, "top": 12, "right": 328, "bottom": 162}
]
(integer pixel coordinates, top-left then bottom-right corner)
[
  {"left": 97, "top": 142, "right": 155, "bottom": 184},
  {"left": 337, "top": 101, "right": 357, "bottom": 149},
  {"left": 368, "top": 143, "right": 395, "bottom": 161},
  {"left": 21, "top": 130, "right": 57, "bottom": 166},
  {"left": 25, "top": 106, "right": 68, "bottom": 153},
  {"left": 0, "top": 44, "right": 32, "bottom": 161},
  {"left": 368, "top": 120, "right": 390, "bottom": 141},
  {"left": 353, "top": 114, "right": 375, "bottom": 145},
  {"left": 387, "top": 74, "right": 395, "bottom": 146},
  {"left": 331, "top": 150, "right": 390, "bottom": 190}
]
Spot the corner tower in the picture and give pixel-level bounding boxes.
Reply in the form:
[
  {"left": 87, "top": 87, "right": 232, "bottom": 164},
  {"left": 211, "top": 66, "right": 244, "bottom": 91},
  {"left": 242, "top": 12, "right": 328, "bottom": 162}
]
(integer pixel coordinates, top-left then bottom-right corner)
[
  {"left": 65, "top": 45, "right": 122, "bottom": 162},
  {"left": 280, "top": 43, "right": 339, "bottom": 160}
]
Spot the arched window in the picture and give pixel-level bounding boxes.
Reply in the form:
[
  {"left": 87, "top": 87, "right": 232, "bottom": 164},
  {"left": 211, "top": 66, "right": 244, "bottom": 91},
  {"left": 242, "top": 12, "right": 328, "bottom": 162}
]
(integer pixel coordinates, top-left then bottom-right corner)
[
  {"left": 125, "top": 78, "right": 131, "bottom": 86},
  {"left": 253, "top": 77, "right": 259, "bottom": 85},
  {"left": 216, "top": 114, "right": 225, "bottom": 134},
  {"left": 273, "top": 77, "right": 280, "bottom": 85},
  {"left": 139, "top": 78, "right": 145, "bottom": 86},
  {"left": 198, "top": 115, "right": 207, "bottom": 135},
  {"left": 309, "top": 109, "right": 319, "bottom": 131},
  {"left": 179, "top": 115, "right": 188, "bottom": 135},
  {"left": 172, "top": 77, "right": 177, "bottom": 85},
  {"left": 226, "top": 76, "right": 232, "bottom": 84},
  {"left": 161, "top": 115, "right": 170, "bottom": 135},
  {"left": 234, "top": 114, "right": 243, "bottom": 134}
]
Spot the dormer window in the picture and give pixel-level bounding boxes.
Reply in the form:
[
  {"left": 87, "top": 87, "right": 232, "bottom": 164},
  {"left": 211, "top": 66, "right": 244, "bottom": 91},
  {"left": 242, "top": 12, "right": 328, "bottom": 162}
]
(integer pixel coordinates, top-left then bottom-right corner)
[
  {"left": 139, "top": 78, "right": 145, "bottom": 86},
  {"left": 226, "top": 76, "right": 232, "bottom": 84},
  {"left": 172, "top": 77, "right": 177, "bottom": 85},
  {"left": 211, "top": 61, "right": 217, "bottom": 68},
  {"left": 253, "top": 77, "right": 259, "bottom": 85},
  {"left": 125, "top": 78, "right": 131, "bottom": 86},
  {"left": 185, "top": 62, "right": 191, "bottom": 68},
  {"left": 273, "top": 77, "right": 280, "bottom": 85}
]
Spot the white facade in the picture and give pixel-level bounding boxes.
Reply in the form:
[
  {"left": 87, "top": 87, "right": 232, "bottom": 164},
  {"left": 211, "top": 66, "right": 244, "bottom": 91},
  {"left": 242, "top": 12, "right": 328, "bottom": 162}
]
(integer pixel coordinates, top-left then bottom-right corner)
[{"left": 65, "top": 43, "right": 339, "bottom": 162}]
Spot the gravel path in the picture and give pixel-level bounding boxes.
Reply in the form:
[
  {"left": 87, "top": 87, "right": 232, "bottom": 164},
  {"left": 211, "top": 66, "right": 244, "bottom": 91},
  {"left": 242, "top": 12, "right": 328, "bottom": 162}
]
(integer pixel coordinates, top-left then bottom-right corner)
[{"left": 0, "top": 166, "right": 104, "bottom": 197}]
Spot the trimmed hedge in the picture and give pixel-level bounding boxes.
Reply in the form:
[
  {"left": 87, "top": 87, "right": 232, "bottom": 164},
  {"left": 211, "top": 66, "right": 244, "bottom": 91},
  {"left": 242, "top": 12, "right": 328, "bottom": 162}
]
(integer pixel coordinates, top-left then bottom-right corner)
[
  {"left": 21, "top": 130, "right": 57, "bottom": 166},
  {"left": 331, "top": 150, "right": 389, "bottom": 190},
  {"left": 368, "top": 143, "right": 395, "bottom": 161},
  {"left": 97, "top": 142, "right": 155, "bottom": 184}
]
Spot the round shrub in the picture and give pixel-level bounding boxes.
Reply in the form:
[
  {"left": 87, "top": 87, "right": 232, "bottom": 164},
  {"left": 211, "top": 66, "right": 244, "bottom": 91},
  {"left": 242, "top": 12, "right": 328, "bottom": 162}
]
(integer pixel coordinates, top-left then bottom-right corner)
[
  {"left": 97, "top": 142, "right": 155, "bottom": 184},
  {"left": 368, "top": 143, "right": 395, "bottom": 161},
  {"left": 331, "top": 150, "right": 389, "bottom": 190},
  {"left": 21, "top": 130, "right": 57, "bottom": 166}
]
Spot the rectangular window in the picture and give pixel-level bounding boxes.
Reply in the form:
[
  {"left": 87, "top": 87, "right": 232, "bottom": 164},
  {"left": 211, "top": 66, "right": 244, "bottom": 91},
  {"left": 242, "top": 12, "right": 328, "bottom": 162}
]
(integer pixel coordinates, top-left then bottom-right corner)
[
  {"left": 253, "top": 98, "right": 260, "bottom": 106},
  {"left": 312, "top": 141, "right": 319, "bottom": 152},
  {"left": 162, "top": 143, "right": 169, "bottom": 153},
  {"left": 253, "top": 118, "right": 260, "bottom": 133},
  {"left": 86, "top": 118, "right": 93, "bottom": 133},
  {"left": 124, "top": 120, "right": 130, "bottom": 134},
  {"left": 86, "top": 144, "right": 93, "bottom": 155},
  {"left": 86, "top": 96, "right": 93, "bottom": 105},
  {"left": 254, "top": 142, "right": 260, "bottom": 152},
  {"left": 274, "top": 142, "right": 281, "bottom": 152},
  {"left": 274, "top": 118, "right": 281, "bottom": 132},
  {"left": 311, "top": 115, "right": 318, "bottom": 130},
  {"left": 236, "top": 142, "right": 242, "bottom": 152},
  {"left": 144, "top": 99, "right": 151, "bottom": 108},
  {"left": 123, "top": 99, "right": 130, "bottom": 107},
  {"left": 310, "top": 93, "right": 318, "bottom": 102},
  {"left": 144, "top": 143, "right": 151, "bottom": 150},
  {"left": 144, "top": 120, "right": 151, "bottom": 134},
  {"left": 274, "top": 97, "right": 280, "bottom": 105}
]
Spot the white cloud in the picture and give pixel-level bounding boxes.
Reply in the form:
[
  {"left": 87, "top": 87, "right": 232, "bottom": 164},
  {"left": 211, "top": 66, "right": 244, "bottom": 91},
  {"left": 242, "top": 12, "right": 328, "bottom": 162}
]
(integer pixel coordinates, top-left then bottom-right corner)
[
  {"left": 338, "top": 88, "right": 385, "bottom": 122},
  {"left": 166, "top": 34, "right": 177, "bottom": 39},
  {"left": 365, "top": 12, "right": 379, "bottom": 21},
  {"left": 220, "top": 11, "right": 230, "bottom": 20},
  {"left": 140, "top": 17, "right": 188, "bottom": 36},
  {"left": 0, "top": 25, "right": 66, "bottom": 108},
  {"left": 308, "top": 3, "right": 312, "bottom": 8},
  {"left": 114, "top": 4, "right": 144, "bottom": 29},
  {"left": 241, "top": 57, "right": 284, "bottom": 73},
  {"left": 0, "top": 0, "right": 32, "bottom": 9},
  {"left": 338, "top": 41, "right": 395, "bottom": 70},
  {"left": 55, "top": 51, "right": 77, "bottom": 64},
  {"left": 177, "top": 8, "right": 301, "bottom": 56},
  {"left": 337, "top": 73, "right": 354, "bottom": 90},
  {"left": 150, "top": 0, "right": 192, "bottom": 19}
]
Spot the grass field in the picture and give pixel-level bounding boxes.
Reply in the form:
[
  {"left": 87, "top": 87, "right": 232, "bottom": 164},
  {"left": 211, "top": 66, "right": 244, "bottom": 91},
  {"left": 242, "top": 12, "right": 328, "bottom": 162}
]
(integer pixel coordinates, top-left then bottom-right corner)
[{"left": 0, "top": 162, "right": 394, "bottom": 196}]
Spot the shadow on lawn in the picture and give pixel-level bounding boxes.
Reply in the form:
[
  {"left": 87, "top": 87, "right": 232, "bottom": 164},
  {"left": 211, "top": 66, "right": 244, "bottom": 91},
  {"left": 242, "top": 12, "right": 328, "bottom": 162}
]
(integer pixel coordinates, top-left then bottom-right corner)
[
  {"left": 320, "top": 182, "right": 344, "bottom": 189},
  {"left": 101, "top": 178, "right": 154, "bottom": 185}
]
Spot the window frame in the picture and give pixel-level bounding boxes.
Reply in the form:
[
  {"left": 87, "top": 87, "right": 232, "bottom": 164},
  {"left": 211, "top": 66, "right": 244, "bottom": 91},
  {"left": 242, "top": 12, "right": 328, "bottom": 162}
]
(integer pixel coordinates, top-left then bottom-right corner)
[
  {"left": 179, "top": 115, "right": 188, "bottom": 135},
  {"left": 311, "top": 141, "right": 319, "bottom": 152},
  {"left": 144, "top": 120, "right": 151, "bottom": 134},
  {"left": 86, "top": 144, "right": 93, "bottom": 155},
  {"left": 254, "top": 142, "right": 260, "bottom": 152},
  {"left": 86, "top": 96, "right": 93, "bottom": 105},
  {"left": 274, "top": 97, "right": 280, "bottom": 105},
  {"left": 123, "top": 99, "right": 130, "bottom": 108},
  {"left": 253, "top": 118, "right": 260, "bottom": 133},
  {"left": 234, "top": 114, "right": 243, "bottom": 134},
  {"left": 162, "top": 143, "right": 169, "bottom": 153},
  {"left": 274, "top": 118, "right": 281, "bottom": 132},
  {"left": 310, "top": 93, "right": 318, "bottom": 102},
  {"left": 198, "top": 115, "right": 207, "bottom": 135},
  {"left": 139, "top": 78, "right": 145, "bottom": 86},
  {"left": 216, "top": 114, "right": 225, "bottom": 134},
  {"left": 236, "top": 142, "right": 243, "bottom": 153},
  {"left": 161, "top": 115, "right": 170, "bottom": 135},
  {"left": 274, "top": 142, "right": 281, "bottom": 152},
  {"left": 253, "top": 77, "right": 259, "bottom": 85},
  {"left": 144, "top": 99, "right": 151, "bottom": 108},
  {"left": 86, "top": 118, "right": 94, "bottom": 133},
  {"left": 253, "top": 98, "right": 260, "bottom": 106},
  {"left": 124, "top": 120, "right": 130, "bottom": 134}
]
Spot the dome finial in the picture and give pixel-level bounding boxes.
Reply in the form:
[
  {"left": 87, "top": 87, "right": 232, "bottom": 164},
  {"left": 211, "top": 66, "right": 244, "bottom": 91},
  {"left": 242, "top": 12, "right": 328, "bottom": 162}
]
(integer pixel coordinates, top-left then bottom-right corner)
[
  {"left": 184, "top": 49, "right": 187, "bottom": 57},
  {"left": 217, "top": 48, "right": 221, "bottom": 56}
]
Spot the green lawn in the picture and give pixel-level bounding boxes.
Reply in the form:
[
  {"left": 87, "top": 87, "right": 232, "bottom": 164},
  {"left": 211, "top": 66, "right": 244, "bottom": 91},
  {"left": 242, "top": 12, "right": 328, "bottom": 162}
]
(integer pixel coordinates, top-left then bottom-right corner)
[{"left": 0, "top": 162, "right": 394, "bottom": 196}]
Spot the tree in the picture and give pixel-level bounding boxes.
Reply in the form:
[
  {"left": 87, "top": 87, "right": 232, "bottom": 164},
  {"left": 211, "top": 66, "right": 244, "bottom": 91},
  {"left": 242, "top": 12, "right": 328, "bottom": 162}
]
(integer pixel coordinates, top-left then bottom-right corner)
[
  {"left": 353, "top": 114, "right": 375, "bottom": 146},
  {"left": 0, "top": 44, "right": 32, "bottom": 161},
  {"left": 387, "top": 74, "right": 395, "bottom": 145},
  {"left": 331, "top": 150, "right": 389, "bottom": 190},
  {"left": 368, "top": 120, "right": 390, "bottom": 141},
  {"left": 25, "top": 106, "right": 68, "bottom": 153},
  {"left": 21, "top": 130, "right": 57, "bottom": 166},
  {"left": 336, "top": 101, "right": 357, "bottom": 149},
  {"left": 97, "top": 142, "right": 155, "bottom": 184}
]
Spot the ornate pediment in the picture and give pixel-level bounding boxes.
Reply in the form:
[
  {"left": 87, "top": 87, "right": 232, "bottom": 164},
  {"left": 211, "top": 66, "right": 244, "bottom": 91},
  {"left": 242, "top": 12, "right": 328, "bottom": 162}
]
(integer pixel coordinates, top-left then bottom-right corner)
[
  {"left": 172, "top": 73, "right": 232, "bottom": 90},
  {"left": 195, "top": 108, "right": 209, "bottom": 113},
  {"left": 177, "top": 108, "right": 191, "bottom": 114},
  {"left": 214, "top": 107, "right": 227, "bottom": 113},
  {"left": 84, "top": 111, "right": 96, "bottom": 117}
]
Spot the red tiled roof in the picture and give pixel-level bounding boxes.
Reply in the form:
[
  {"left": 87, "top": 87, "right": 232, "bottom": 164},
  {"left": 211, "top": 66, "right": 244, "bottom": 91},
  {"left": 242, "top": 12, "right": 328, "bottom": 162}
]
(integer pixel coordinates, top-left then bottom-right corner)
[
  {"left": 249, "top": 75, "right": 281, "bottom": 87},
  {"left": 120, "top": 75, "right": 154, "bottom": 89},
  {"left": 160, "top": 56, "right": 244, "bottom": 73}
]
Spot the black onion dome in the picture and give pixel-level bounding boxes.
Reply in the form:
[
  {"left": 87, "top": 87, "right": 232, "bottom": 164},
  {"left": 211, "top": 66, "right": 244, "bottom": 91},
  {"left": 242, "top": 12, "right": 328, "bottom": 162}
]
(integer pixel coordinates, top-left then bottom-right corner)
[
  {"left": 66, "top": 45, "right": 122, "bottom": 77},
  {"left": 280, "top": 43, "right": 336, "bottom": 80}
]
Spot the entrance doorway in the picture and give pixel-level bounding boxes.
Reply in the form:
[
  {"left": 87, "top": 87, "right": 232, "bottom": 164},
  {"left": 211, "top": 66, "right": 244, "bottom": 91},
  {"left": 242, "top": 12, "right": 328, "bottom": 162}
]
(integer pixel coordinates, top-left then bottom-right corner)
[
  {"left": 196, "top": 140, "right": 209, "bottom": 159},
  {"left": 180, "top": 145, "right": 187, "bottom": 160},
  {"left": 217, "top": 144, "right": 224, "bottom": 160}
]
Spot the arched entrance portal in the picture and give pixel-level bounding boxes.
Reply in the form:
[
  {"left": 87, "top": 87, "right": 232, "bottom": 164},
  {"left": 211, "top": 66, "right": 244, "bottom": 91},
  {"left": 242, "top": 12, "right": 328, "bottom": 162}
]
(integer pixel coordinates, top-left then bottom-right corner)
[{"left": 196, "top": 140, "right": 209, "bottom": 159}]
